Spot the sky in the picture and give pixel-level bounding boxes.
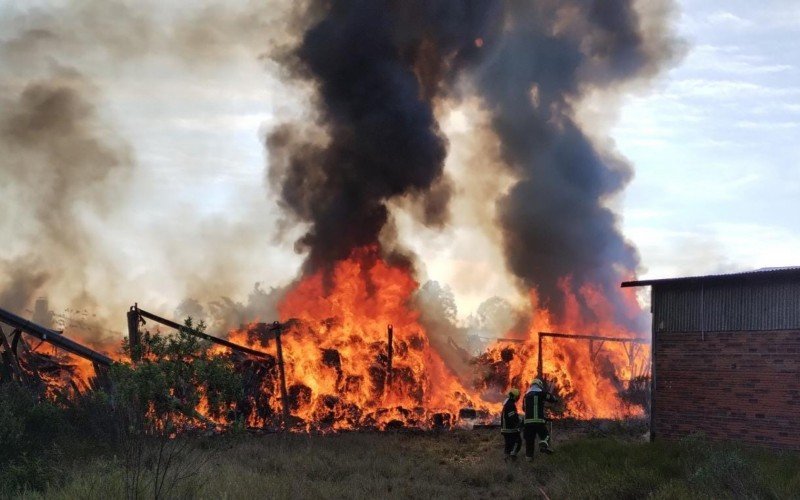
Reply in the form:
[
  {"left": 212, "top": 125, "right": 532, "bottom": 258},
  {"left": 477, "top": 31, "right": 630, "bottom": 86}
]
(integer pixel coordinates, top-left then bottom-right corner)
[
  {"left": 1, "top": 0, "right": 799, "bottom": 326},
  {"left": 615, "top": 0, "right": 800, "bottom": 279}
]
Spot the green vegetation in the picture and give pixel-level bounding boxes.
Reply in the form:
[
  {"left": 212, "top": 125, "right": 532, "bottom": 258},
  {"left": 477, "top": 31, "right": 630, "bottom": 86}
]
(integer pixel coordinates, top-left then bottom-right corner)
[
  {"left": 0, "top": 319, "right": 243, "bottom": 498},
  {"left": 4, "top": 425, "right": 799, "bottom": 499},
  {"left": 2, "top": 319, "right": 798, "bottom": 498},
  {"left": 116, "top": 317, "right": 243, "bottom": 427}
]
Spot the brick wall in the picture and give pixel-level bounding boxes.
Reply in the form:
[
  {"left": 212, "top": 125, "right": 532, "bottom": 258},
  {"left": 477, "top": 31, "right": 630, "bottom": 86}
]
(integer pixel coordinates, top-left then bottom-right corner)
[{"left": 653, "top": 330, "right": 800, "bottom": 450}]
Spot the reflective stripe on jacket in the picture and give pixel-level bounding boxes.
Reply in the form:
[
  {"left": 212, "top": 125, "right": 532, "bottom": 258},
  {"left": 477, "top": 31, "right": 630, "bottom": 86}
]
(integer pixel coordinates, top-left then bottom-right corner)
[{"left": 522, "top": 386, "right": 557, "bottom": 424}]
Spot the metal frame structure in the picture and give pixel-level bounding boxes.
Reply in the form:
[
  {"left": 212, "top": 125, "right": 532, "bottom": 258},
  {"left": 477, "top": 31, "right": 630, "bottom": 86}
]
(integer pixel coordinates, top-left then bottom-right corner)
[
  {"left": 127, "top": 304, "right": 272, "bottom": 360},
  {"left": 536, "top": 331, "right": 649, "bottom": 380},
  {"left": 0, "top": 306, "right": 111, "bottom": 388}
]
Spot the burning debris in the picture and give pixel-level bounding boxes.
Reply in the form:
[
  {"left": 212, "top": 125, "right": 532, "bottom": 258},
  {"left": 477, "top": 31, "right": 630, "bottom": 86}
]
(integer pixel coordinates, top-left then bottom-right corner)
[{"left": 0, "top": 306, "right": 110, "bottom": 401}]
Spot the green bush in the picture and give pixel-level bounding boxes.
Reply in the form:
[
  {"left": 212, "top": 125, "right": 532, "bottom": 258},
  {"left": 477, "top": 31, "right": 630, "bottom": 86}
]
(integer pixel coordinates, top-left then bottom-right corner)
[
  {"left": 0, "top": 317, "right": 245, "bottom": 497},
  {"left": 0, "top": 383, "right": 70, "bottom": 494},
  {"left": 112, "top": 317, "right": 244, "bottom": 430}
]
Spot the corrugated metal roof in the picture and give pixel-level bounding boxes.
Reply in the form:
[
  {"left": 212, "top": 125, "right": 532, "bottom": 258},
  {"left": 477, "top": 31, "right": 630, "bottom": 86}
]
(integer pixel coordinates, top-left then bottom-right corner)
[
  {"left": 621, "top": 267, "right": 800, "bottom": 288},
  {"left": 651, "top": 279, "right": 800, "bottom": 332}
]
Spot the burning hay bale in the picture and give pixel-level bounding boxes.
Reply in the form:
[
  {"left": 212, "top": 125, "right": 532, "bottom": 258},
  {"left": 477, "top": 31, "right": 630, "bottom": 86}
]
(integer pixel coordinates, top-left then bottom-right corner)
[
  {"left": 472, "top": 331, "right": 650, "bottom": 420},
  {"left": 213, "top": 252, "right": 492, "bottom": 431}
]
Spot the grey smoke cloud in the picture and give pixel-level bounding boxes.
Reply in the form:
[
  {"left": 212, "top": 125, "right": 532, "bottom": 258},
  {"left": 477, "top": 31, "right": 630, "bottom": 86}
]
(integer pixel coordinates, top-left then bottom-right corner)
[
  {"left": 0, "top": 68, "right": 132, "bottom": 336},
  {"left": 0, "top": 1, "right": 292, "bottom": 338}
]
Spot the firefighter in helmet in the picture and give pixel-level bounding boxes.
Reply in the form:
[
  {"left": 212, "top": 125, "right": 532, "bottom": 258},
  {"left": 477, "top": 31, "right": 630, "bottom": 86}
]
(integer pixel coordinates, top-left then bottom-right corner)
[
  {"left": 500, "top": 388, "right": 522, "bottom": 460},
  {"left": 522, "top": 378, "right": 558, "bottom": 459}
]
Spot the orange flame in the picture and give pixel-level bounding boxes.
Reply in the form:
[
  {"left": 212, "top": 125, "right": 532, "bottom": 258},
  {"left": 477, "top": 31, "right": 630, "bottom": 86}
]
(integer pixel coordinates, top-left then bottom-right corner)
[
  {"left": 480, "top": 279, "right": 650, "bottom": 419},
  {"left": 229, "top": 246, "right": 482, "bottom": 430},
  {"left": 18, "top": 247, "right": 649, "bottom": 429}
]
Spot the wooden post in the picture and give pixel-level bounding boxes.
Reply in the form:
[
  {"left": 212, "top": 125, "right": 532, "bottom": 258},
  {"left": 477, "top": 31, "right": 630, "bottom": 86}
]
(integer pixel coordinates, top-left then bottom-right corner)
[
  {"left": 127, "top": 304, "right": 141, "bottom": 362},
  {"left": 386, "top": 324, "right": 393, "bottom": 389},
  {"left": 274, "top": 322, "right": 290, "bottom": 427},
  {"left": 537, "top": 332, "right": 543, "bottom": 378}
]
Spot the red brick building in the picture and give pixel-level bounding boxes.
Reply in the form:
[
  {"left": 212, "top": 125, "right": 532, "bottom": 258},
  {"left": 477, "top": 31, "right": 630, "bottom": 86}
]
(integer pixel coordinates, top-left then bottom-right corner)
[{"left": 623, "top": 268, "right": 800, "bottom": 450}]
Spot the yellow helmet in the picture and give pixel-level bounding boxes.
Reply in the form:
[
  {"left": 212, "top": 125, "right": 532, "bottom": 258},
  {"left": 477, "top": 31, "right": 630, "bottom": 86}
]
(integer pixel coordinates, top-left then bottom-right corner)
[
  {"left": 508, "top": 388, "right": 520, "bottom": 399},
  {"left": 530, "top": 378, "right": 543, "bottom": 388}
]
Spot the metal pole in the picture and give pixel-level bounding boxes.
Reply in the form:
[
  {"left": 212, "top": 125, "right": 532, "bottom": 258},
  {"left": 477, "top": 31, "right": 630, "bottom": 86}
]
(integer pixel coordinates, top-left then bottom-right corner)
[
  {"left": 386, "top": 324, "right": 393, "bottom": 389},
  {"left": 273, "top": 322, "right": 290, "bottom": 427}
]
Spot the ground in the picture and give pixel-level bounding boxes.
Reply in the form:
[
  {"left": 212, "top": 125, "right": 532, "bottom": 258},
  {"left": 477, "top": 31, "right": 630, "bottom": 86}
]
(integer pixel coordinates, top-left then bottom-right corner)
[{"left": 12, "top": 422, "right": 800, "bottom": 499}]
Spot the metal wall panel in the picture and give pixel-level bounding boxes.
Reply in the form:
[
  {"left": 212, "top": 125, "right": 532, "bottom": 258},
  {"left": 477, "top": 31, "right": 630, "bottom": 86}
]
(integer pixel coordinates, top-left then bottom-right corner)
[{"left": 653, "top": 277, "right": 800, "bottom": 332}]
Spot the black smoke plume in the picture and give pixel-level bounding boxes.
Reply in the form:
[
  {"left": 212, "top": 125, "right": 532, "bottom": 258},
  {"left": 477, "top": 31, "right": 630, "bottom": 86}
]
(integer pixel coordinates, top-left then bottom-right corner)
[
  {"left": 469, "top": 1, "right": 680, "bottom": 324},
  {"left": 271, "top": 0, "right": 679, "bottom": 327},
  {"left": 267, "top": 0, "right": 499, "bottom": 272}
]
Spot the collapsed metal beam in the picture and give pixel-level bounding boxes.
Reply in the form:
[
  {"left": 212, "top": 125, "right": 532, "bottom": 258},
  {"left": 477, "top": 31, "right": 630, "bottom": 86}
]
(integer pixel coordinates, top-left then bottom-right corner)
[
  {"left": 536, "top": 331, "right": 648, "bottom": 378},
  {"left": 0, "top": 306, "right": 112, "bottom": 366},
  {"left": 129, "top": 305, "right": 271, "bottom": 359}
]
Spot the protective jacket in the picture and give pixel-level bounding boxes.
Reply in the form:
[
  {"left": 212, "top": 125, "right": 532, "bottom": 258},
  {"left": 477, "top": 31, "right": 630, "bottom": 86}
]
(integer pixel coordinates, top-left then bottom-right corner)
[
  {"left": 500, "top": 398, "right": 520, "bottom": 433},
  {"left": 523, "top": 386, "right": 558, "bottom": 424}
]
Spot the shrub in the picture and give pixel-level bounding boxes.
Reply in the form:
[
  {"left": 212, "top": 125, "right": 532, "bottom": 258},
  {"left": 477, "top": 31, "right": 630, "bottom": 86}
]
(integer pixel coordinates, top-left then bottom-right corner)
[{"left": 0, "top": 383, "right": 70, "bottom": 494}]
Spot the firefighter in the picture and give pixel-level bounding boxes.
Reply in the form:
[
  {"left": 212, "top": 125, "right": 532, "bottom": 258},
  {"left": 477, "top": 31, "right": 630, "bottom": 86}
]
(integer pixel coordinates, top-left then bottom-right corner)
[
  {"left": 522, "top": 378, "right": 558, "bottom": 459},
  {"left": 500, "top": 388, "right": 522, "bottom": 461}
]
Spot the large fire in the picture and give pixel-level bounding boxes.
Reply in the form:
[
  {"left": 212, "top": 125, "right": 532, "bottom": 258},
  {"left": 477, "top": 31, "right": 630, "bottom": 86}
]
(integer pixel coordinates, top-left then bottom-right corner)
[
  {"left": 5, "top": 247, "right": 650, "bottom": 430},
  {"left": 217, "top": 246, "right": 650, "bottom": 429},
  {"left": 477, "top": 281, "right": 650, "bottom": 420},
  {"left": 227, "top": 246, "right": 482, "bottom": 430}
]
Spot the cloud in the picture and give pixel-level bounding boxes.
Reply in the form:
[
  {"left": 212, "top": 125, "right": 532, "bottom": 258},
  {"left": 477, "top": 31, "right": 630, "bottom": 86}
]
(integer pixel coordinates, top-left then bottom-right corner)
[{"left": 707, "top": 11, "right": 754, "bottom": 29}]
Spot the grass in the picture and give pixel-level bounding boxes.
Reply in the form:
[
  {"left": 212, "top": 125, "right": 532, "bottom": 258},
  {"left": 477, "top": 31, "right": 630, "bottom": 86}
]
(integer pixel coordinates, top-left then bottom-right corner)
[{"left": 10, "top": 426, "right": 800, "bottom": 499}]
